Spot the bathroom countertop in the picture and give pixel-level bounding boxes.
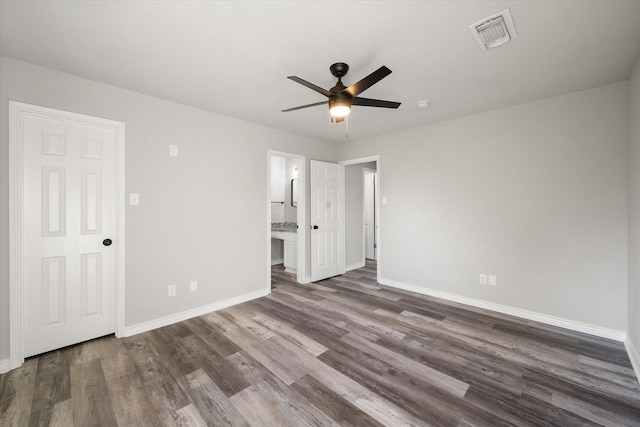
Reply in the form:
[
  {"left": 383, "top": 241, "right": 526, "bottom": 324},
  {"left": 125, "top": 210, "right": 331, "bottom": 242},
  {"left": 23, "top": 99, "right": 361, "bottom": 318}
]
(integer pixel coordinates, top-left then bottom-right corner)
[{"left": 271, "top": 222, "right": 297, "bottom": 232}]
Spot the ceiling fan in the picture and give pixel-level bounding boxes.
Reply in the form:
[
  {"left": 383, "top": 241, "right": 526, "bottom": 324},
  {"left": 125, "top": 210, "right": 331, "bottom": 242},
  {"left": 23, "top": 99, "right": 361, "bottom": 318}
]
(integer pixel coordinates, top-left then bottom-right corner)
[{"left": 282, "top": 63, "right": 401, "bottom": 123}]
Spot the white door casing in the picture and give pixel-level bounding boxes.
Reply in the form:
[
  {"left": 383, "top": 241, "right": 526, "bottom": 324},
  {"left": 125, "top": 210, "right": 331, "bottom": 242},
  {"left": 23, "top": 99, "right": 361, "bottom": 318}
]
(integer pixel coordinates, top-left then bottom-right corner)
[
  {"left": 310, "top": 160, "right": 345, "bottom": 282},
  {"left": 364, "top": 169, "right": 376, "bottom": 260},
  {"left": 9, "top": 102, "right": 125, "bottom": 369}
]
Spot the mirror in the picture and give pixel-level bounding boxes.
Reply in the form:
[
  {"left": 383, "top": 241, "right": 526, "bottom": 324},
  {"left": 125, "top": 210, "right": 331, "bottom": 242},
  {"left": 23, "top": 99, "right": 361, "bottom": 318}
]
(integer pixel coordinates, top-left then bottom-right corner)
[{"left": 291, "top": 179, "right": 298, "bottom": 207}]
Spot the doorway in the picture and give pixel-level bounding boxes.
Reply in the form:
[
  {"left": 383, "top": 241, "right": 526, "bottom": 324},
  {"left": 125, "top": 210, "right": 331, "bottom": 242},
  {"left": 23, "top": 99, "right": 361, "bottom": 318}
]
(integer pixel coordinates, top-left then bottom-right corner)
[
  {"left": 9, "top": 102, "right": 125, "bottom": 370},
  {"left": 267, "top": 151, "right": 306, "bottom": 287},
  {"left": 340, "top": 155, "right": 381, "bottom": 281}
]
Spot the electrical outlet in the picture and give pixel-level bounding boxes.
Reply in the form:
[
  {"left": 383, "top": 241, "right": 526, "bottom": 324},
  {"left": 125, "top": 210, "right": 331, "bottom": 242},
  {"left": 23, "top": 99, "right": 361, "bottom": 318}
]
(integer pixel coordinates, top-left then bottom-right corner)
[
  {"left": 169, "top": 145, "right": 178, "bottom": 157},
  {"left": 168, "top": 284, "right": 176, "bottom": 297},
  {"left": 489, "top": 275, "right": 497, "bottom": 286},
  {"left": 479, "top": 274, "right": 487, "bottom": 285},
  {"left": 190, "top": 280, "right": 198, "bottom": 292}
]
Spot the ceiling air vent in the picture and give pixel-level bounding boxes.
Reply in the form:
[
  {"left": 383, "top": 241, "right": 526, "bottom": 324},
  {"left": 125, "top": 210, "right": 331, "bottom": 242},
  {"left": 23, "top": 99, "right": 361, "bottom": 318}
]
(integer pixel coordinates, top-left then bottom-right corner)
[{"left": 469, "top": 9, "right": 518, "bottom": 51}]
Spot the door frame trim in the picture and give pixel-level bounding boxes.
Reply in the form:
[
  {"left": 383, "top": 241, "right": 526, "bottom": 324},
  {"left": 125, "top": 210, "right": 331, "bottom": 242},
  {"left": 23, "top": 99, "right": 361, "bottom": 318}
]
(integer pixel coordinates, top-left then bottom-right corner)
[
  {"left": 9, "top": 101, "right": 126, "bottom": 371},
  {"left": 339, "top": 155, "right": 381, "bottom": 280}
]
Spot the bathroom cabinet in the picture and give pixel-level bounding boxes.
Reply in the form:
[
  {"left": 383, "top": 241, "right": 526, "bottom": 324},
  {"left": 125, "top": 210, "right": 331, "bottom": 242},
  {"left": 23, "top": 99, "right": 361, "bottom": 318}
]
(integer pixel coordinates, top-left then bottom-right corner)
[{"left": 283, "top": 239, "right": 297, "bottom": 273}]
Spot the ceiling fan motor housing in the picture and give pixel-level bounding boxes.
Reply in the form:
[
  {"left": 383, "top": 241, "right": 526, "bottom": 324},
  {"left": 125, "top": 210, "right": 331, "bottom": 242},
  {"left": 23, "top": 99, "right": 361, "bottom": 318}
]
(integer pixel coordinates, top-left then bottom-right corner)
[{"left": 330, "top": 62, "right": 349, "bottom": 78}]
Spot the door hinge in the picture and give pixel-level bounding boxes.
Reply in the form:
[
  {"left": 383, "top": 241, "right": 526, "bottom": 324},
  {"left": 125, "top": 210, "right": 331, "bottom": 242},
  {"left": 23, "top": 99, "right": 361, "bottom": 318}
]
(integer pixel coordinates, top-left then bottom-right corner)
[{"left": 374, "top": 244, "right": 377, "bottom": 248}]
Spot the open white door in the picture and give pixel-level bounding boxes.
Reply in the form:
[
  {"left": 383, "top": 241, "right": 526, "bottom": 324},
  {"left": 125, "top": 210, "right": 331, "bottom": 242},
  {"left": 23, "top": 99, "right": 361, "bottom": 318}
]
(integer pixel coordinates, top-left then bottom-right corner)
[{"left": 310, "top": 160, "right": 344, "bottom": 281}]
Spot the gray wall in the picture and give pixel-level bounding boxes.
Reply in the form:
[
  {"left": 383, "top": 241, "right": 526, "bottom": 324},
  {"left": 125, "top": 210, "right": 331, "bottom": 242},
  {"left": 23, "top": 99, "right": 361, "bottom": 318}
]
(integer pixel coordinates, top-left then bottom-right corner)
[
  {"left": 0, "top": 56, "right": 336, "bottom": 360},
  {"left": 629, "top": 58, "right": 640, "bottom": 357},
  {"left": 338, "top": 82, "right": 630, "bottom": 332},
  {"left": 345, "top": 161, "right": 376, "bottom": 268}
]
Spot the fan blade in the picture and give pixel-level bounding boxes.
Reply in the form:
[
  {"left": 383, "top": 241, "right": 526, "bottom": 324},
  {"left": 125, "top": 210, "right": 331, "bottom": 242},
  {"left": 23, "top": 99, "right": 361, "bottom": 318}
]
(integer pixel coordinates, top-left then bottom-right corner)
[
  {"left": 352, "top": 97, "right": 401, "bottom": 109},
  {"left": 282, "top": 100, "right": 328, "bottom": 112},
  {"left": 287, "top": 76, "right": 332, "bottom": 97},
  {"left": 343, "top": 66, "right": 392, "bottom": 97}
]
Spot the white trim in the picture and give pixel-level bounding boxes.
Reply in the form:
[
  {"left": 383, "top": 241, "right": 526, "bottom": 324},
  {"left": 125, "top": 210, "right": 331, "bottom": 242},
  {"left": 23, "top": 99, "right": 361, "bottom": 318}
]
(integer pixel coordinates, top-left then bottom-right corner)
[
  {"left": 271, "top": 259, "right": 284, "bottom": 266},
  {"left": 625, "top": 337, "right": 640, "bottom": 384},
  {"left": 0, "top": 358, "right": 10, "bottom": 374},
  {"left": 9, "top": 101, "right": 126, "bottom": 371},
  {"left": 341, "top": 163, "right": 346, "bottom": 276},
  {"left": 346, "top": 261, "right": 366, "bottom": 272},
  {"left": 378, "top": 276, "right": 626, "bottom": 341},
  {"left": 9, "top": 102, "right": 23, "bottom": 371},
  {"left": 123, "top": 288, "right": 270, "bottom": 337},
  {"left": 340, "top": 155, "right": 379, "bottom": 166}
]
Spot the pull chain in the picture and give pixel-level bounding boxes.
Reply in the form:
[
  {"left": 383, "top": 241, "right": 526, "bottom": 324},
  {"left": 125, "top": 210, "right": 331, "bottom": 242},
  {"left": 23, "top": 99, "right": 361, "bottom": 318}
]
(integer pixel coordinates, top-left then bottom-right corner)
[{"left": 345, "top": 115, "right": 349, "bottom": 138}]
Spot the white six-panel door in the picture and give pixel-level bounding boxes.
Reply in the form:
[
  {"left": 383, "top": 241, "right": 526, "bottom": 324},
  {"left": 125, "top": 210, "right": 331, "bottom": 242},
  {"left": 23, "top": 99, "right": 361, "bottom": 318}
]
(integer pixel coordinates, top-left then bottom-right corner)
[
  {"left": 22, "top": 111, "right": 117, "bottom": 357},
  {"left": 310, "top": 160, "right": 344, "bottom": 282}
]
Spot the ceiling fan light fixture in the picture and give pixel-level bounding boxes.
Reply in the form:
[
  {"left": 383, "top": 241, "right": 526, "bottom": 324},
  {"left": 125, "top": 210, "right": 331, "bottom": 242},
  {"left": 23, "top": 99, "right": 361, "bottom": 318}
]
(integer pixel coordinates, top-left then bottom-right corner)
[{"left": 329, "top": 98, "right": 351, "bottom": 117}]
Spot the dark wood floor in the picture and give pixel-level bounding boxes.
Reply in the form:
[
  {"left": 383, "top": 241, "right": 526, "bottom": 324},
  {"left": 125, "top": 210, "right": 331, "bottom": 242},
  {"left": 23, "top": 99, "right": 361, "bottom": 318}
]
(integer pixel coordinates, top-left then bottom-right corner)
[{"left": 2, "top": 261, "right": 640, "bottom": 426}]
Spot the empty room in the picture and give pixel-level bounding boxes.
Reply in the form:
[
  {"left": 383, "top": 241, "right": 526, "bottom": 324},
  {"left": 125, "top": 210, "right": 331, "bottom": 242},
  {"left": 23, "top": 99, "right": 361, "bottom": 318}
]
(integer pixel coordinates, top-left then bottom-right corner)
[{"left": 1, "top": 1, "right": 640, "bottom": 425}]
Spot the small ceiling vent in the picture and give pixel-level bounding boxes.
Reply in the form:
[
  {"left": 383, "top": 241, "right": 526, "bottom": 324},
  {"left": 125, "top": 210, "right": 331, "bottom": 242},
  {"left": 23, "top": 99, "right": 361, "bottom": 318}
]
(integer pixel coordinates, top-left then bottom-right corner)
[{"left": 469, "top": 9, "right": 518, "bottom": 51}]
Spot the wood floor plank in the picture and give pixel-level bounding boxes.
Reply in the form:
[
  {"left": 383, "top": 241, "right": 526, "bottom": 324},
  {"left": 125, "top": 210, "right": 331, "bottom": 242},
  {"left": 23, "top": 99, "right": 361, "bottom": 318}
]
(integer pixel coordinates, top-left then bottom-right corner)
[
  {"left": 249, "top": 311, "right": 328, "bottom": 356},
  {"left": 173, "top": 403, "right": 207, "bottom": 426},
  {"left": 179, "top": 333, "right": 251, "bottom": 397},
  {"left": 182, "top": 316, "right": 243, "bottom": 357},
  {"left": 230, "top": 378, "right": 339, "bottom": 427},
  {"left": 341, "top": 331, "right": 469, "bottom": 398},
  {"left": 49, "top": 398, "right": 73, "bottom": 427},
  {"left": 102, "top": 347, "right": 162, "bottom": 427},
  {"left": 69, "top": 358, "right": 118, "bottom": 426},
  {"left": 291, "top": 374, "right": 385, "bottom": 427},
  {"left": 176, "top": 368, "right": 250, "bottom": 426},
  {"left": 0, "top": 358, "right": 37, "bottom": 426},
  {"left": 29, "top": 350, "right": 71, "bottom": 425},
  {"left": 251, "top": 296, "right": 350, "bottom": 345},
  {"left": 223, "top": 323, "right": 309, "bottom": 385},
  {"left": 129, "top": 341, "right": 192, "bottom": 426}
]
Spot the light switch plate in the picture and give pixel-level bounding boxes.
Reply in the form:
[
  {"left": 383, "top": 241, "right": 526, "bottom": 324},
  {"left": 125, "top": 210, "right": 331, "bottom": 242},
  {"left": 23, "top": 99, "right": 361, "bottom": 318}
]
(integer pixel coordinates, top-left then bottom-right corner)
[
  {"left": 489, "top": 275, "right": 497, "bottom": 286},
  {"left": 190, "top": 280, "right": 197, "bottom": 292},
  {"left": 130, "top": 193, "right": 140, "bottom": 206}
]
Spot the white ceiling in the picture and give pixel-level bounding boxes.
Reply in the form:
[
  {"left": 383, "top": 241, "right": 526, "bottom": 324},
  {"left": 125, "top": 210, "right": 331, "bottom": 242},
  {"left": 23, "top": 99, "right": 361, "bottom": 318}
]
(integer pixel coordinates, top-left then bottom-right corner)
[{"left": 1, "top": 1, "right": 639, "bottom": 143}]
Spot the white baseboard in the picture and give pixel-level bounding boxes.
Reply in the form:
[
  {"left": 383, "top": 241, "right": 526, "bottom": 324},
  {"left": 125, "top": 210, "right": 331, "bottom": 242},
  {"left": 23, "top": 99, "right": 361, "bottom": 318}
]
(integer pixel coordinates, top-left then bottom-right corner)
[
  {"left": 271, "top": 259, "right": 284, "bottom": 266},
  {"left": 378, "top": 277, "right": 626, "bottom": 342},
  {"left": 346, "top": 261, "right": 366, "bottom": 272},
  {"left": 625, "top": 337, "right": 640, "bottom": 384},
  {"left": 0, "top": 358, "right": 10, "bottom": 374},
  {"left": 123, "top": 287, "right": 270, "bottom": 337}
]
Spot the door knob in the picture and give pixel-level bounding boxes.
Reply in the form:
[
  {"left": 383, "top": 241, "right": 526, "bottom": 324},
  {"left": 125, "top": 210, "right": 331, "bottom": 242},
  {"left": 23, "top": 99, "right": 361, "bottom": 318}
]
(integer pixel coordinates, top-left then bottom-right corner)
[
  {"left": 103, "top": 239, "right": 113, "bottom": 246},
  {"left": 312, "top": 225, "right": 319, "bottom": 229}
]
